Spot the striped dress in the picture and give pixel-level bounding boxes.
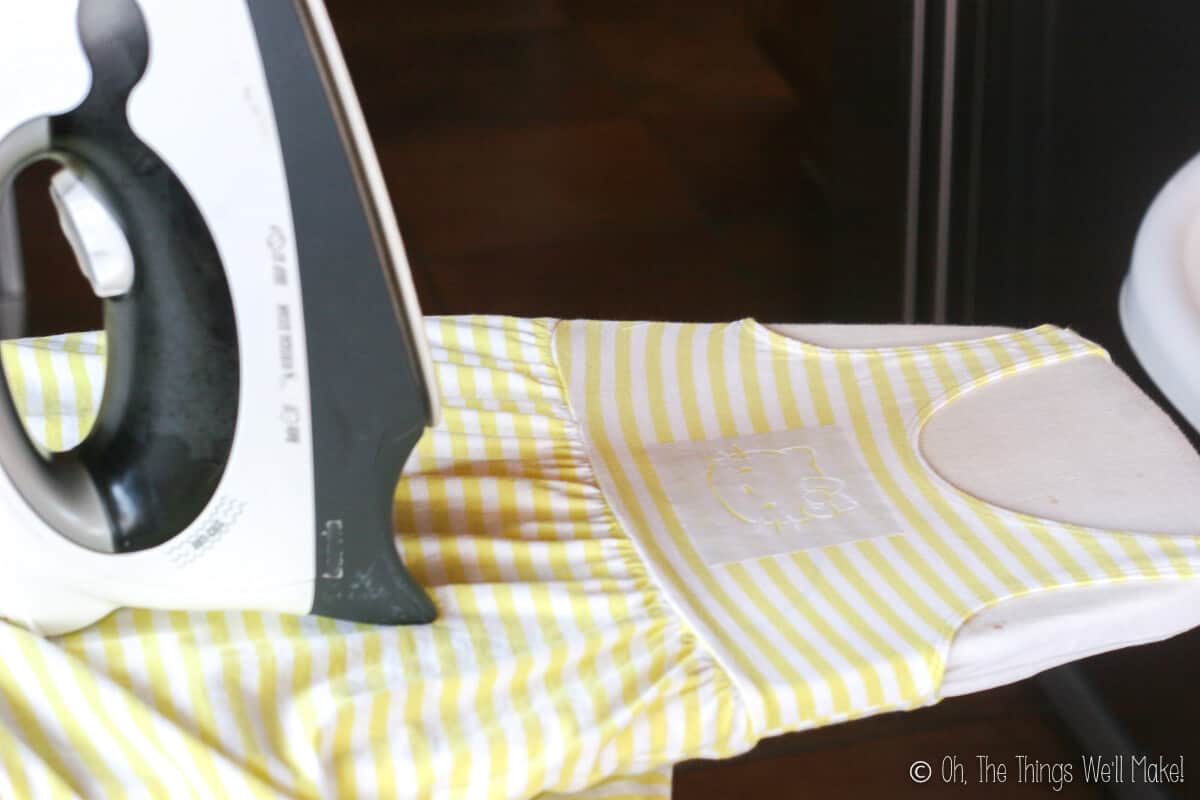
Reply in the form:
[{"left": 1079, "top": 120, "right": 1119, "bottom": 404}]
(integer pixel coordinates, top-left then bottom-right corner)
[{"left": 0, "top": 316, "right": 1194, "bottom": 798}]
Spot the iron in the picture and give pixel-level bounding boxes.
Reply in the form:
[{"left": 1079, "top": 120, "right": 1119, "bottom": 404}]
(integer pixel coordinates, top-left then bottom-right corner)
[{"left": 0, "top": 0, "right": 440, "bottom": 634}]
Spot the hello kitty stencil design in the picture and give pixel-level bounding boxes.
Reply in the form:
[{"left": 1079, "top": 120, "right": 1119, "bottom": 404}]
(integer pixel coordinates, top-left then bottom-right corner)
[
  {"left": 706, "top": 444, "right": 859, "bottom": 534},
  {"left": 645, "top": 426, "right": 904, "bottom": 566}
]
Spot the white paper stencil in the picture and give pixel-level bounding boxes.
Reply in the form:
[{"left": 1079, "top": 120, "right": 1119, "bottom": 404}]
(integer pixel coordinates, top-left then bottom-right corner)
[{"left": 645, "top": 426, "right": 905, "bottom": 565}]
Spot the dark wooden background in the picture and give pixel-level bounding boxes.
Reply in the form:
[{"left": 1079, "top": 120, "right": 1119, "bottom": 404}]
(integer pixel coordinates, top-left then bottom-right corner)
[{"left": 8, "top": 0, "right": 1200, "bottom": 796}]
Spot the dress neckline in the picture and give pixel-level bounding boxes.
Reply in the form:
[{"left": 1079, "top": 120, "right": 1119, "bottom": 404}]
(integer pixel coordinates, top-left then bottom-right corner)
[{"left": 740, "top": 317, "right": 1058, "bottom": 358}]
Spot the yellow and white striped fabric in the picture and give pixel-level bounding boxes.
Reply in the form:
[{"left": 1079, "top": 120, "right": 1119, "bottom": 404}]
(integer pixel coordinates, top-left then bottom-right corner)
[
  {"left": 0, "top": 318, "right": 753, "bottom": 799},
  {"left": 2, "top": 316, "right": 1197, "bottom": 798},
  {"left": 552, "top": 318, "right": 1200, "bottom": 739},
  {"left": 0, "top": 332, "right": 104, "bottom": 449}
]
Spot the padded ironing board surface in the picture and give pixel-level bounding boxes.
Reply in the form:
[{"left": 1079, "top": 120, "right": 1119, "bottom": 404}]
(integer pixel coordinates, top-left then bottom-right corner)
[
  {"left": 7, "top": 324, "right": 1197, "bottom": 700},
  {"left": 769, "top": 323, "right": 1200, "bottom": 697}
]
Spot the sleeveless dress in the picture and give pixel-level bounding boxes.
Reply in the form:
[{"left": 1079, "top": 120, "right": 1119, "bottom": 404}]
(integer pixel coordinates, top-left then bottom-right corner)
[{"left": 0, "top": 316, "right": 1193, "bottom": 799}]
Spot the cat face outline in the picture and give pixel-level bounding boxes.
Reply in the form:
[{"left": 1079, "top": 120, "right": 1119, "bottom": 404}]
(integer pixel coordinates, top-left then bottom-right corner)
[{"left": 705, "top": 444, "right": 859, "bottom": 535}]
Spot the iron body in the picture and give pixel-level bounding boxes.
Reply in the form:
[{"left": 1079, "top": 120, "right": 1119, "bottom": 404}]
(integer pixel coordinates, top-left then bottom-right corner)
[{"left": 0, "top": 0, "right": 439, "bottom": 634}]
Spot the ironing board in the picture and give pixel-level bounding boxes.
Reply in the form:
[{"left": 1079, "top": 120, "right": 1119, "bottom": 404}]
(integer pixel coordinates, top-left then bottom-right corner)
[
  {"left": 1, "top": 319, "right": 1197, "bottom": 799},
  {"left": 8, "top": 324, "right": 1197, "bottom": 699},
  {"left": 769, "top": 323, "right": 1200, "bottom": 698}
]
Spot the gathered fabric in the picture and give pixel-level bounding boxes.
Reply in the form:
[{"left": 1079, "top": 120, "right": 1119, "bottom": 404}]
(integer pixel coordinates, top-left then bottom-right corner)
[{"left": 0, "top": 318, "right": 752, "bottom": 799}]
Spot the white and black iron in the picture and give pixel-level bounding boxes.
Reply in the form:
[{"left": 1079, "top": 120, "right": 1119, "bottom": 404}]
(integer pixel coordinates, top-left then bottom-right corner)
[{"left": 0, "top": 0, "right": 440, "bottom": 634}]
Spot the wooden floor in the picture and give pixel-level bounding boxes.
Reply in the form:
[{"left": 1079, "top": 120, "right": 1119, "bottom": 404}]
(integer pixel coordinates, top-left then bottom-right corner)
[
  {"left": 9, "top": 0, "right": 1199, "bottom": 795},
  {"left": 326, "top": 0, "right": 834, "bottom": 324}
]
